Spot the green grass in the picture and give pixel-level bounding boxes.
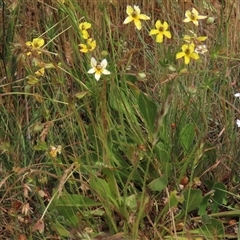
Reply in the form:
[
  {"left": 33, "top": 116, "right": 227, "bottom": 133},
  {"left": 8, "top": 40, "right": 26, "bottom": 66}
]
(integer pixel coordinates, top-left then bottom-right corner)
[{"left": 1, "top": 0, "right": 240, "bottom": 239}]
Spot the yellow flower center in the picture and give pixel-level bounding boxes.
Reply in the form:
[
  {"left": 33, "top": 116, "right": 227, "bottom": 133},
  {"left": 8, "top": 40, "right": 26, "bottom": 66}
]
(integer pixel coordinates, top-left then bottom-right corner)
[
  {"left": 96, "top": 64, "right": 102, "bottom": 71},
  {"left": 158, "top": 27, "right": 164, "bottom": 32},
  {"left": 131, "top": 11, "right": 137, "bottom": 18},
  {"left": 185, "top": 49, "right": 190, "bottom": 55},
  {"left": 33, "top": 42, "right": 40, "bottom": 48},
  {"left": 190, "top": 13, "right": 197, "bottom": 21}
]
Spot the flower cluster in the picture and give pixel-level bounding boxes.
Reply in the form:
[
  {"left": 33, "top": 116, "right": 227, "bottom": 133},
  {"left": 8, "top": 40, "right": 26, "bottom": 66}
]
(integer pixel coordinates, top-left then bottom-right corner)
[
  {"left": 176, "top": 8, "right": 208, "bottom": 65},
  {"left": 78, "top": 21, "right": 110, "bottom": 81},
  {"left": 78, "top": 22, "right": 96, "bottom": 53},
  {"left": 122, "top": 5, "right": 207, "bottom": 65},
  {"left": 25, "top": 38, "right": 48, "bottom": 82},
  {"left": 26, "top": 37, "right": 44, "bottom": 56},
  {"left": 25, "top": 5, "right": 209, "bottom": 82}
]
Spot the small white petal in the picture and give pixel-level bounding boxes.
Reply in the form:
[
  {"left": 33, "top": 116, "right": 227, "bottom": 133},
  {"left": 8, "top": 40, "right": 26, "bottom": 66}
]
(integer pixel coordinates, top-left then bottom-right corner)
[
  {"left": 102, "top": 69, "right": 111, "bottom": 75},
  {"left": 234, "top": 93, "right": 240, "bottom": 98},
  {"left": 101, "top": 59, "right": 108, "bottom": 69},
  {"left": 88, "top": 68, "right": 96, "bottom": 74},
  {"left": 236, "top": 119, "right": 240, "bottom": 127},
  {"left": 90, "top": 57, "right": 97, "bottom": 68},
  {"left": 95, "top": 73, "right": 101, "bottom": 81}
]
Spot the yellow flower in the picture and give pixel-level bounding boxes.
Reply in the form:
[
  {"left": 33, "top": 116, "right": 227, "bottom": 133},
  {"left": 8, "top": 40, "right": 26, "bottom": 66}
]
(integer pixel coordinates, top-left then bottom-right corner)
[
  {"left": 149, "top": 20, "right": 171, "bottom": 43},
  {"left": 35, "top": 67, "right": 45, "bottom": 77},
  {"left": 79, "top": 38, "right": 96, "bottom": 53},
  {"left": 49, "top": 145, "right": 62, "bottom": 158},
  {"left": 183, "top": 31, "right": 207, "bottom": 45},
  {"left": 123, "top": 5, "right": 150, "bottom": 30},
  {"left": 79, "top": 22, "right": 91, "bottom": 39},
  {"left": 88, "top": 57, "right": 111, "bottom": 81},
  {"left": 183, "top": 8, "right": 207, "bottom": 26},
  {"left": 26, "top": 38, "right": 44, "bottom": 56},
  {"left": 176, "top": 44, "right": 200, "bottom": 65}
]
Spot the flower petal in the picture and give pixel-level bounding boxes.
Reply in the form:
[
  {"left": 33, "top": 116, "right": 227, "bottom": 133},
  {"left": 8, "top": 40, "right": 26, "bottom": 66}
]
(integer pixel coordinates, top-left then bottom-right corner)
[
  {"left": 197, "top": 36, "right": 207, "bottom": 41},
  {"left": 133, "top": 5, "right": 140, "bottom": 15},
  {"left": 33, "top": 38, "right": 44, "bottom": 47},
  {"left": 197, "top": 15, "right": 207, "bottom": 19},
  {"left": 237, "top": 119, "right": 240, "bottom": 127},
  {"left": 123, "top": 16, "right": 133, "bottom": 24},
  {"left": 102, "top": 69, "right": 111, "bottom": 75},
  {"left": 185, "top": 10, "right": 191, "bottom": 18},
  {"left": 192, "top": 20, "right": 199, "bottom": 26},
  {"left": 95, "top": 72, "right": 101, "bottom": 81},
  {"left": 88, "top": 68, "right": 96, "bottom": 74},
  {"left": 155, "top": 20, "right": 161, "bottom": 29},
  {"left": 190, "top": 52, "right": 200, "bottom": 60},
  {"left": 192, "top": 8, "right": 199, "bottom": 16},
  {"left": 138, "top": 14, "right": 150, "bottom": 20},
  {"left": 184, "top": 55, "right": 191, "bottom": 64},
  {"left": 183, "top": 18, "right": 191, "bottom": 23},
  {"left": 163, "top": 21, "right": 169, "bottom": 30},
  {"left": 126, "top": 5, "right": 133, "bottom": 15},
  {"left": 26, "top": 41, "right": 32, "bottom": 47},
  {"left": 176, "top": 52, "right": 185, "bottom": 59},
  {"left": 134, "top": 18, "right": 142, "bottom": 30},
  {"left": 181, "top": 44, "right": 189, "bottom": 52},
  {"left": 156, "top": 33, "right": 163, "bottom": 43},
  {"left": 90, "top": 57, "right": 97, "bottom": 68},
  {"left": 234, "top": 93, "right": 240, "bottom": 98},
  {"left": 149, "top": 29, "right": 159, "bottom": 35},
  {"left": 100, "top": 59, "right": 108, "bottom": 68},
  {"left": 163, "top": 31, "right": 171, "bottom": 39}
]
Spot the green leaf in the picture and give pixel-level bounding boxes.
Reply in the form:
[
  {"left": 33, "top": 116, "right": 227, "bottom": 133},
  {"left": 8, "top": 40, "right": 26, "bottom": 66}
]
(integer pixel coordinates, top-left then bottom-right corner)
[
  {"left": 148, "top": 175, "right": 168, "bottom": 192},
  {"left": 33, "top": 140, "right": 48, "bottom": 151},
  {"left": 138, "top": 92, "right": 157, "bottom": 134},
  {"left": 169, "top": 190, "right": 184, "bottom": 208},
  {"left": 183, "top": 189, "right": 203, "bottom": 213},
  {"left": 154, "top": 142, "right": 170, "bottom": 162},
  {"left": 53, "top": 193, "right": 100, "bottom": 208},
  {"left": 53, "top": 220, "right": 70, "bottom": 237},
  {"left": 198, "top": 194, "right": 211, "bottom": 216},
  {"left": 200, "top": 218, "right": 224, "bottom": 238},
  {"left": 211, "top": 182, "right": 227, "bottom": 213},
  {"left": 52, "top": 193, "right": 101, "bottom": 226},
  {"left": 89, "top": 177, "right": 118, "bottom": 206},
  {"left": 125, "top": 194, "right": 137, "bottom": 212},
  {"left": 179, "top": 123, "right": 195, "bottom": 153}
]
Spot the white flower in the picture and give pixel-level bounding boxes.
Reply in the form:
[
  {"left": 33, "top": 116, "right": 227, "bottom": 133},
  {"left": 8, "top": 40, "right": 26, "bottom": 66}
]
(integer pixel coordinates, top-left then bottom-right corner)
[
  {"left": 236, "top": 119, "right": 240, "bottom": 127},
  {"left": 234, "top": 93, "right": 240, "bottom": 98},
  {"left": 87, "top": 57, "right": 111, "bottom": 81}
]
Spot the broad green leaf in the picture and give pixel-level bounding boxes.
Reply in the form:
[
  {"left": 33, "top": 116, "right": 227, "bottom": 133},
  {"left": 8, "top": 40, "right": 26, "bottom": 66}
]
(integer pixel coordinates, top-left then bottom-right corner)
[
  {"left": 148, "top": 175, "right": 168, "bottom": 192},
  {"left": 52, "top": 193, "right": 101, "bottom": 226},
  {"left": 138, "top": 92, "right": 157, "bottom": 134},
  {"left": 53, "top": 193, "right": 100, "bottom": 208},
  {"left": 198, "top": 194, "right": 211, "bottom": 216},
  {"left": 179, "top": 123, "right": 195, "bottom": 153},
  {"left": 169, "top": 190, "right": 184, "bottom": 208},
  {"left": 125, "top": 194, "right": 137, "bottom": 212},
  {"left": 89, "top": 177, "right": 118, "bottom": 207},
  {"left": 200, "top": 218, "right": 224, "bottom": 238},
  {"left": 183, "top": 189, "right": 203, "bottom": 213},
  {"left": 53, "top": 220, "right": 70, "bottom": 237},
  {"left": 211, "top": 182, "right": 227, "bottom": 213},
  {"left": 154, "top": 142, "right": 170, "bottom": 162}
]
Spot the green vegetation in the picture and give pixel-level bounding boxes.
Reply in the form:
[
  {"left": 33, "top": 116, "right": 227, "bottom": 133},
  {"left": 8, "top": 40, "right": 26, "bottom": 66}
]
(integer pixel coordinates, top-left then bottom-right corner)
[{"left": 1, "top": 0, "right": 240, "bottom": 239}]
